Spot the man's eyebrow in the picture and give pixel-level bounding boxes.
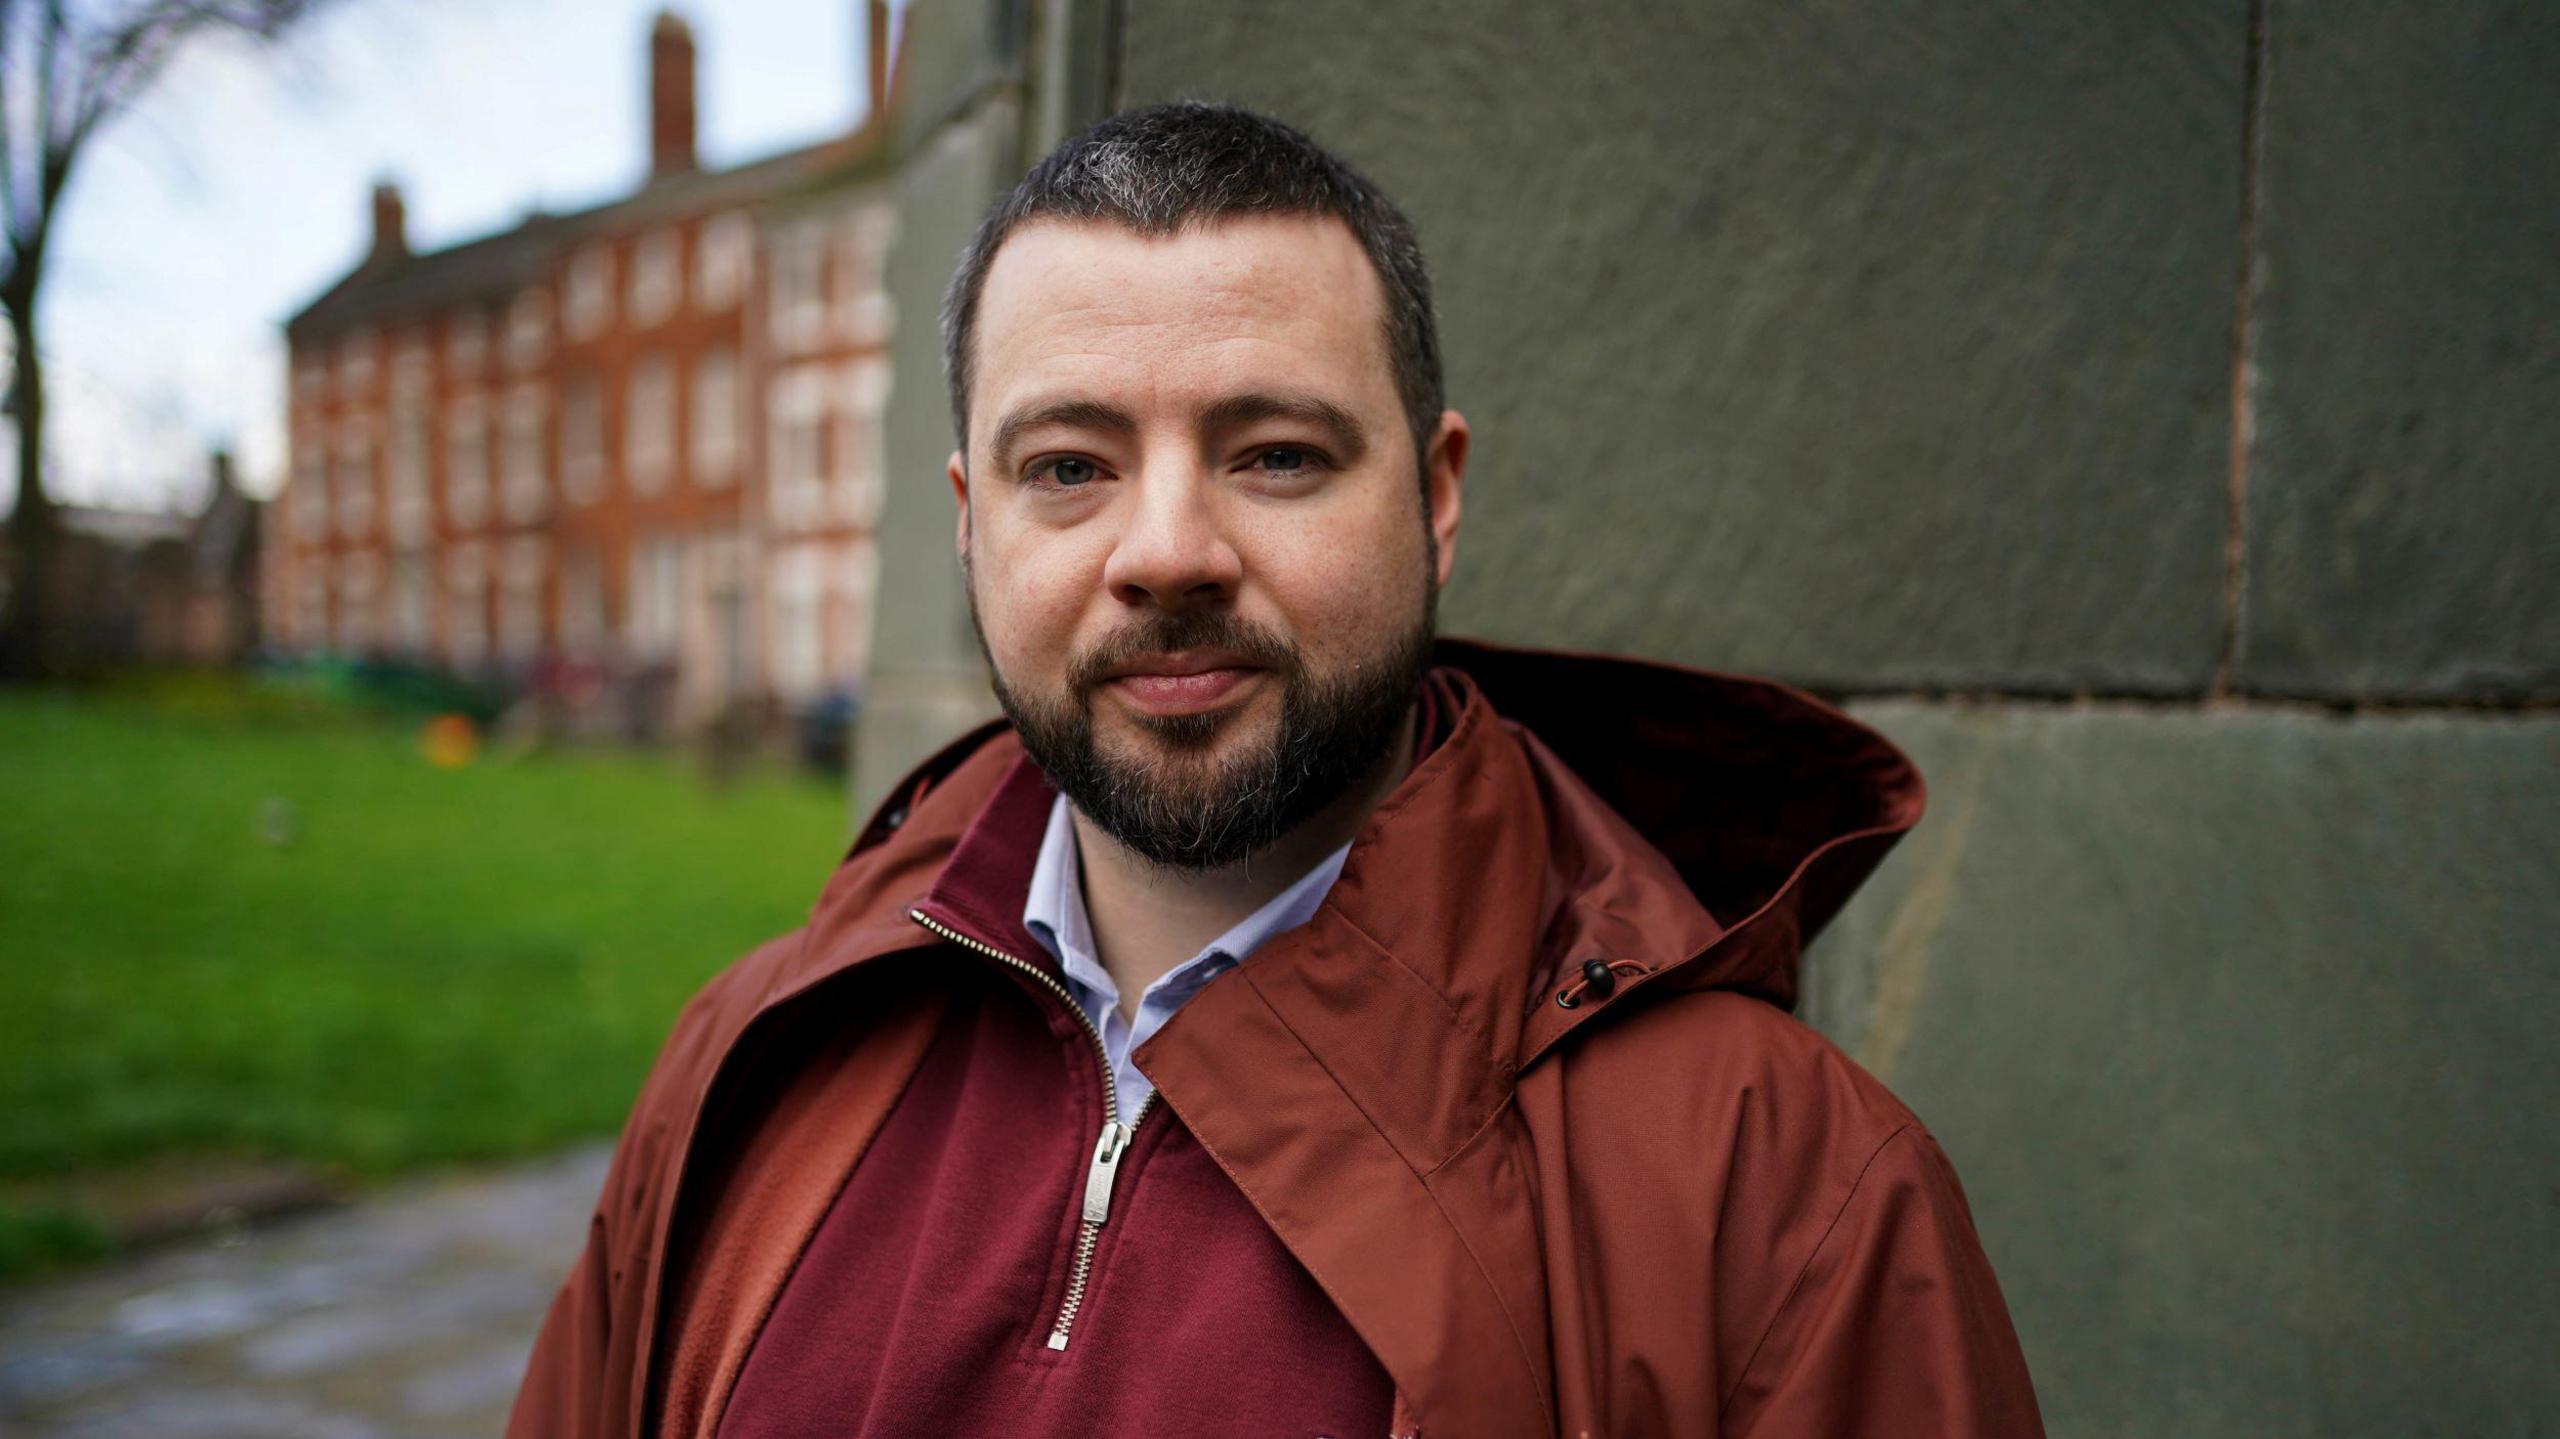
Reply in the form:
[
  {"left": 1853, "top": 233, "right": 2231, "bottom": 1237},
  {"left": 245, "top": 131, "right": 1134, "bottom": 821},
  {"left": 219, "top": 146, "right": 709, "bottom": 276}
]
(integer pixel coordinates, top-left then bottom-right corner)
[
  {"left": 987, "top": 399, "right": 1138, "bottom": 467},
  {"left": 1198, "top": 392, "right": 1370, "bottom": 463}
]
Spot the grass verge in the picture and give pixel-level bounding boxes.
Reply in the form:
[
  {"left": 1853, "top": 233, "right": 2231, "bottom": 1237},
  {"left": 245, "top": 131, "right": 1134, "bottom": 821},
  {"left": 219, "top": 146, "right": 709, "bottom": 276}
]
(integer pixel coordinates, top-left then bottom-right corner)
[{"left": 0, "top": 684, "right": 849, "bottom": 1278}]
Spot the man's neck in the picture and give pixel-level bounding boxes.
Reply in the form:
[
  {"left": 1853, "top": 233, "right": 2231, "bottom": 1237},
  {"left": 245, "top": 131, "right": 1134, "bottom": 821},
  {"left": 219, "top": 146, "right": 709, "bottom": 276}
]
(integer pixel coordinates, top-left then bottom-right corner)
[{"left": 1073, "top": 706, "right": 1415, "bottom": 1018}]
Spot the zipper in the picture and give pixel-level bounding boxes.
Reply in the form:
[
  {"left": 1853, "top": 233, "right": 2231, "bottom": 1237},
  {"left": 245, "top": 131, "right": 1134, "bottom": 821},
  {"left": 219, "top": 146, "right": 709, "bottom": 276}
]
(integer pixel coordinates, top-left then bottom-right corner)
[{"left": 910, "top": 906, "right": 1156, "bottom": 1352}]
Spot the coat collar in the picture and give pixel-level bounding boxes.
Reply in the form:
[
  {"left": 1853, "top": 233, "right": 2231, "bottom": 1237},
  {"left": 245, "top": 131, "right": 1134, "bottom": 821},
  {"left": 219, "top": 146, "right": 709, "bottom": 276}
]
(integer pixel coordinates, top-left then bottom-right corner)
[{"left": 806, "top": 637, "right": 1923, "bottom": 1037}]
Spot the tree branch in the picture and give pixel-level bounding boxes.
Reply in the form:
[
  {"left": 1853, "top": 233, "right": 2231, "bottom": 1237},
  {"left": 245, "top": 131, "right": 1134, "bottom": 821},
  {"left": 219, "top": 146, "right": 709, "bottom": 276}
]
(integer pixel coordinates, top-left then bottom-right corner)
[
  {"left": 1, "top": 0, "right": 323, "bottom": 282},
  {"left": 0, "top": 0, "right": 23, "bottom": 273}
]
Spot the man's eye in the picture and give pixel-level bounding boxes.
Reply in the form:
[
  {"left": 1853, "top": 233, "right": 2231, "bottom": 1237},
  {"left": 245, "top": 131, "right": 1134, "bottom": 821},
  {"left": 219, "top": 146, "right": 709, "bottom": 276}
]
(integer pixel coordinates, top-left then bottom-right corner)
[
  {"left": 1037, "top": 457, "right": 1099, "bottom": 487},
  {"left": 1254, "top": 447, "right": 1313, "bottom": 473}
]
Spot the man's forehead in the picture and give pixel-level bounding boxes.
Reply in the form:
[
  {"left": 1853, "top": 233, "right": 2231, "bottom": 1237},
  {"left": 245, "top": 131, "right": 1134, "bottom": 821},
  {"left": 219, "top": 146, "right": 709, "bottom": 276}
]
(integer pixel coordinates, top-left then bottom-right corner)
[
  {"left": 969, "top": 213, "right": 1395, "bottom": 433},
  {"left": 977, "top": 211, "right": 1379, "bottom": 312}
]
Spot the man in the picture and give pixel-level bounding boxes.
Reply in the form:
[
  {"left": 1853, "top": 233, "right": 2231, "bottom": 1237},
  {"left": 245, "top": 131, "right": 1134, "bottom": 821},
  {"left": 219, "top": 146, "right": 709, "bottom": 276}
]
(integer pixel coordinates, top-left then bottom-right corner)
[{"left": 511, "top": 102, "right": 2044, "bottom": 1438}]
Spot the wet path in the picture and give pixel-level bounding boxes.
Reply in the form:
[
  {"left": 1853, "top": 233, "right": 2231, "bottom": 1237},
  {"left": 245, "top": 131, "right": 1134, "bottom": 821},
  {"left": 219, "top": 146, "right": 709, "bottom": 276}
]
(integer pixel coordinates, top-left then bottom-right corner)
[{"left": 0, "top": 1145, "right": 607, "bottom": 1438}]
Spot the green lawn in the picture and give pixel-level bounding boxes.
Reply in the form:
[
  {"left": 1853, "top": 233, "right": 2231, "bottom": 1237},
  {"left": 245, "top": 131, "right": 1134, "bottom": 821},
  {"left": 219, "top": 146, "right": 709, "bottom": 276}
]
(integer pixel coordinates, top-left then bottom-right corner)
[{"left": 0, "top": 683, "right": 851, "bottom": 1275}]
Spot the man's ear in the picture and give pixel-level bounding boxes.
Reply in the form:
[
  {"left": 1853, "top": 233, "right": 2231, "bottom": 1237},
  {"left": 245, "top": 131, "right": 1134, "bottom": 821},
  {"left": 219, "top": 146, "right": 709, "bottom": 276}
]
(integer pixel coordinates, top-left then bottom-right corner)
[
  {"left": 947, "top": 449, "right": 971, "bottom": 561},
  {"left": 1423, "top": 409, "right": 1469, "bottom": 587}
]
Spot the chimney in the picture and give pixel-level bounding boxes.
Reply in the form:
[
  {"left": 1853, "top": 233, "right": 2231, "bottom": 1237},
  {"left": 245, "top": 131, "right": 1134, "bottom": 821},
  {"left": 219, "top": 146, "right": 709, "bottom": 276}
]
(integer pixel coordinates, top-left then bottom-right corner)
[
  {"left": 209, "top": 449, "right": 237, "bottom": 499},
  {"left": 368, "top": 181, "right": 407, "bottom": 267},
  {"left": 865, "top": 0, "right": 889, "bottom": 122},
  {"left": 650, "top": 10, "right": 697, "bottom": 177}
]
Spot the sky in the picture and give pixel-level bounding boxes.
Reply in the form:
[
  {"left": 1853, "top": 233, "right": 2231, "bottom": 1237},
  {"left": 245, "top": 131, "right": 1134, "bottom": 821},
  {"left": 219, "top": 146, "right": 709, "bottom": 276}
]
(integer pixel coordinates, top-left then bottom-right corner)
[{"left": 21, "top": 0, "right": 875, "bottom": 515}]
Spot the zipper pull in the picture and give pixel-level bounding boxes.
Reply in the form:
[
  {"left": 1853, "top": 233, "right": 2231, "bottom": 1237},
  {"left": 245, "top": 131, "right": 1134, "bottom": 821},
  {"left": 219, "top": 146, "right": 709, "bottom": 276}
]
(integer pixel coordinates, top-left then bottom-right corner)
[{"left": 1081, "top": 1120, "right": 1134, "bottom": 1225}]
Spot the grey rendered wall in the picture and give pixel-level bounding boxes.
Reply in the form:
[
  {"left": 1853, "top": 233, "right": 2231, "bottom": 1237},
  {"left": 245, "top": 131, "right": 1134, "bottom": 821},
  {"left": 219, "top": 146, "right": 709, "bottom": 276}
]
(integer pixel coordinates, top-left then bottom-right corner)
[
  {"left": 1125, "top": 0, "right": 2242, "bottom": 697},
  {"left": 1105, "top": 0, "right": 2556, "bottom": 1434},
  {"left": 853, "top": 0, "right": 1120, "bottom": 825},
  {"left": 849, "top": 0, "right": 1023, "bottom": 824}
]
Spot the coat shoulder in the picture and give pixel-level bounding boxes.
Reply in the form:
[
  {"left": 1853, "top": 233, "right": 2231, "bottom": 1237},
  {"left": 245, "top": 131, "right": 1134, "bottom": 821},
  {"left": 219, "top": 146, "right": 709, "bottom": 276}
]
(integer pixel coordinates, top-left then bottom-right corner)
[
  {"left": 627, "top": 928, "right": 811, "bottom": 1126},
  {"left": 1523, "top": 987, "right": 2043, "bottom": 1434},
  {"left": 1550, "top": 986, "right": 1926, "bottom": 1185}
]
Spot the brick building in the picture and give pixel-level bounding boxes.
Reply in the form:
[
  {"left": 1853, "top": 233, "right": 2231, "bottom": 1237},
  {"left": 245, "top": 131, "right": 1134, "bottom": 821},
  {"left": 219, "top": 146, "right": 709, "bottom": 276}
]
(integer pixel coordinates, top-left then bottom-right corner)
[{"left": 271, "top": 5, "right": 897, "bottom": 732}]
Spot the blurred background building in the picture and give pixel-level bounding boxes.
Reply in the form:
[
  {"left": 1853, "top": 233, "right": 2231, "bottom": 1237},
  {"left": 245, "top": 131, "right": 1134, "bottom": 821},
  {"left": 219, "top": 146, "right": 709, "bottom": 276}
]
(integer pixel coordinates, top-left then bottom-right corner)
[
  {"left": 44, "top": 451, "right": 262, "bottom": 669},
  {"left": 268, "top": 6, "right": 896, "bottom": 738}
]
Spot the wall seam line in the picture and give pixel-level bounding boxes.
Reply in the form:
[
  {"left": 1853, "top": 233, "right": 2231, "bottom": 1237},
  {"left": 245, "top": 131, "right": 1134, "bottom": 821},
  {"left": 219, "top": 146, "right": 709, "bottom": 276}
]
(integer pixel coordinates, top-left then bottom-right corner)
[{"left": 2214, "top": 0, "right": 2273, "bottom": 697}]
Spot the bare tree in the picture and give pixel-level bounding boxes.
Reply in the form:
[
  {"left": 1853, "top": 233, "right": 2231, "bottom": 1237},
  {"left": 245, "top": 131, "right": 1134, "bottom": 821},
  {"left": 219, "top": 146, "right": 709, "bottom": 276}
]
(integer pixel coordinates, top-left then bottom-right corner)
[{"left": 1, "top": 0, "right": 326, "bottom": 677}]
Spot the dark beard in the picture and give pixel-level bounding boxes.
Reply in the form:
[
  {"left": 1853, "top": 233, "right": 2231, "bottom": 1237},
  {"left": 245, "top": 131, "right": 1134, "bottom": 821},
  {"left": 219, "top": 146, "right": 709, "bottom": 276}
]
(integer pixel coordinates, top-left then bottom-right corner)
[{"left": 974, "top": 593, "right": 1435, "bottom": 874}]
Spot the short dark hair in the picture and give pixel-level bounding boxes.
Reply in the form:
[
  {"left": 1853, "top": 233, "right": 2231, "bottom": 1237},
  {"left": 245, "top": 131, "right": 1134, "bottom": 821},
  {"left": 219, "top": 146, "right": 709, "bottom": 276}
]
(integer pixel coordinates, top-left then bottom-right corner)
[{"left": 940, "top": 101, "right": 1444, "bottom": 465}]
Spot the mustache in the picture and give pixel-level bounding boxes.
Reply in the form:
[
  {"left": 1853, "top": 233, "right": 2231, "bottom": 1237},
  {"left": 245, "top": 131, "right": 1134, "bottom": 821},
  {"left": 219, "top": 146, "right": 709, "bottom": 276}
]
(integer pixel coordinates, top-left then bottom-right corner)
[{"left": 1065, "top": 611, "right": 1300, "bottom": 693}]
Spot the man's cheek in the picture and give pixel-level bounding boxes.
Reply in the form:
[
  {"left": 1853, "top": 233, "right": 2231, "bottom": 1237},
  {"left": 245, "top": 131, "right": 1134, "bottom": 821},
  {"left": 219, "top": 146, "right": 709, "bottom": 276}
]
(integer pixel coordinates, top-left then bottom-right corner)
[{"left": 996, "top": 572, "right": 1060, "bottom": 645}]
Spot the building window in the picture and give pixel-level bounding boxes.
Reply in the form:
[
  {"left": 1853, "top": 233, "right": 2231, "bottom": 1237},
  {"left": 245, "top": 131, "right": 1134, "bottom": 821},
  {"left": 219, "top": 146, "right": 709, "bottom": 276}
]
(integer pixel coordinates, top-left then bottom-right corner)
[
  {"left": 388, "top": 407, "right": 431, "bottom": 544},
  {"left": 630, "top": 230, "right": 681, "bottom": 327},
  {"left": 335, "top": 423, "right": 375, "bottom": 538},
  {"left": 561, "top": 374, "right": 607, "bottom": 504},
  {"left": 690, "top": 345, "right": 740, "bottom": 485},
  {"left": 831, "top": 537, "right": 878, "bottom": 681},
  {"left": 848, "top": 291, "right": 895, "bottom": 346},
  {"left": 448, "top": 312, "right": 488, "bottom": 378},
  {"left": 564, "top": 246, "right": 615, "bottom": 341},
  {"left": 499, "top": 535, "right": 546, "bottom": 663},
  {"left": 336, "top": 550, "right": 380, "bottom": 652},
  {"left": 829, "top": 413, "right": 883, "bottom": 528},
  {"left": 695, "top": 530, "right": 747, "bottom": 706},
  {"left": 559, "top": 549, "right": 606, "bottom": 656},
  {"left": 393, "top": 555, "right": 432, "bottom": 653},
  {"left": 293, "top": 349, "right": 329, "bottom": 401},
  {"left": 444, "top": 542, "right": 487, "bottom": 669},
  {"left": 501, "top": 382, "right": 549, "bottom": 522},
  {"left": 840, "top": 205, "right": 897, "bottom": 343},
  {"left": 628, "top": 534, "right": 683, "bottom": 661},
  {"left": 337, "top": 328, "right": 378, "bottom": 397},
  {"left": 770, "top": 219, "right": 827, "bottom": 353},
  {"left": 769, "top": 544, "right": 823, "bottom": 702},
  {"left": 292, "top": 435, "right": 329, "bottom": 538},
  {"left": 768, "top": 368, "right": 826, "bottom": 531},
  {"left": 505, "top": 287, "right": 551, "bottom": 369},
  {"left": 627, "top": 352, "right": 675, "bottom": 495},
  {"left": 445, "top": 398, "right": 490, "bottom": 528},
  {"left": 695, "top": 211, "right": 751, "bottom": 312},
  {"left": 832, "top": 354, "right": 891, "bottom": 526},
  {"left": 296, "top": 569, "right": 326, "bottom": 649},
  {"left": 391, "top": 336, "right": 434, "bottom": 402}
]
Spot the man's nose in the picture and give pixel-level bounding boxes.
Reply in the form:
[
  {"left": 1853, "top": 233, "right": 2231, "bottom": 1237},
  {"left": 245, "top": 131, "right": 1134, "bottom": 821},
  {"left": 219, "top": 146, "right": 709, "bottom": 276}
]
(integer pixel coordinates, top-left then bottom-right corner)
[{"left": 1101, "top": 466, "right": 1242, "bottom": 609}]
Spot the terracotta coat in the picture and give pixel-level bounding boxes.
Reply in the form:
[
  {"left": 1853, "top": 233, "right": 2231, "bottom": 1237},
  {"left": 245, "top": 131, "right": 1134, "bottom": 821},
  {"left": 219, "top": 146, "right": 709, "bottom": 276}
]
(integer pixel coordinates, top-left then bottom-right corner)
[{"left": 509, "top": 638, "right": 2044, "bottom": 1438}]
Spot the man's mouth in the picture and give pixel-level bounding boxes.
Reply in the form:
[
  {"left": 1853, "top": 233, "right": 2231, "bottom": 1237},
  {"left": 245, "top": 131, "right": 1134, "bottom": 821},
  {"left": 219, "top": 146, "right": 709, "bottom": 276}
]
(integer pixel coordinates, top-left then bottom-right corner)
[{"left": 1099, "top": 650, "right": 1265, "bottom": 717}]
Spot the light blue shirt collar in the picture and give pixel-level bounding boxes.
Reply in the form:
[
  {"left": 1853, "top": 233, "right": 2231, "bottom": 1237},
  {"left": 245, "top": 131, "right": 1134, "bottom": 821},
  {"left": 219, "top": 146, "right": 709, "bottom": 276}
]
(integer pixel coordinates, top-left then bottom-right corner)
[{"left": 1022, "top": 791, "right": 1350, "bottom": 1121}]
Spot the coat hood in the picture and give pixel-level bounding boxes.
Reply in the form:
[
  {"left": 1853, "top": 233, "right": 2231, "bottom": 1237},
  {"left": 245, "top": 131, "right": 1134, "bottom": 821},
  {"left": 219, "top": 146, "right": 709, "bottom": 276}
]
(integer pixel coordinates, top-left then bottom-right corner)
[{"left": 1429, "top": 636, "right": 1925, "bottom": 1021}]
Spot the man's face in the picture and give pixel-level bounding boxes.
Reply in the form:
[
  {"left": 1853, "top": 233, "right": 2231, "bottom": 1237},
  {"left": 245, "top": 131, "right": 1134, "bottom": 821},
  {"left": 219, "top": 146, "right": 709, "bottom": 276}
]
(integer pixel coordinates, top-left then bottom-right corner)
[{"left": 950, "top": 213, "right": 1466, "bottom": 871}]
